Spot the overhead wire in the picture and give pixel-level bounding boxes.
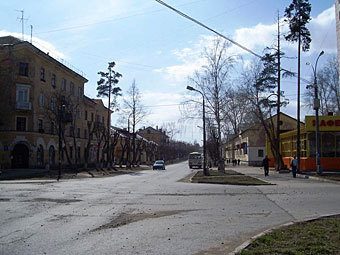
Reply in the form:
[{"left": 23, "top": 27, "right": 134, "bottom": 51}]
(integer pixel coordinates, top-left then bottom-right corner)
[{"left": 154, "top": 0, "right": 262, "bottom": 58}]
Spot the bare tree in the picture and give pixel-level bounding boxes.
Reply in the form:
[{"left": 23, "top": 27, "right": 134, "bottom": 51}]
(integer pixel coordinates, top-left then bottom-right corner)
[
  {"left": 161, "top": 122, "right": 180, "bottom": 141},
  {"left": 304, "top": 56, "right": 339, "bottom": 115},
  {"left": 122, "top": 80, "right": 147, "bottom": 167},
  {"left": 223, "top": 87, "right": 252, "bottom": 135},
  {"left": 188, "top": 37, "right": 235, "bottom": 172}
]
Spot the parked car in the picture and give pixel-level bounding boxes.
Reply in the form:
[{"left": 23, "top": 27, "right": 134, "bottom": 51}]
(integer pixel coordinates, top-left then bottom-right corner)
[{"left": 153, "top": 160, "right": 165, "bottom": 170}]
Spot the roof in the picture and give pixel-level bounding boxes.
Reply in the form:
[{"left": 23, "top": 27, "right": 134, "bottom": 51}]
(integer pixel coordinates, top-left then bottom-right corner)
[
  {"left": 0, "top": 36, "right": 87, "bottom": 82},
  {"left": 239, "top": 112, "right": 303, "bottom": 136},
  {"left": 138, "top": 126, "right": 169, "bottom": 138}
]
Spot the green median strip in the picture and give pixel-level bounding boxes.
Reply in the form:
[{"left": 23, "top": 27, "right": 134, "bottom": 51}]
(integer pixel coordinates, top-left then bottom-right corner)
[
  {"left": 191, "top": 170, "right": 271, "bottom": 185},
  {"left": 238, "top": 214, "right": 340, "bottom": 255}
]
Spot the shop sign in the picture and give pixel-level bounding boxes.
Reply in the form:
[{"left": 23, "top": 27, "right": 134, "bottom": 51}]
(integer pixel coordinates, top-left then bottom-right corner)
[{"left": 305, "top": 116, "right": 340, "bottom": 132}]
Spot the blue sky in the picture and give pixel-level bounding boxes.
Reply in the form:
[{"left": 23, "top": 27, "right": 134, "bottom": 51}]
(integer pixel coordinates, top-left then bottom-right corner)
[{"left": 0, "top": 0, "right": 337, "bottom": 143}]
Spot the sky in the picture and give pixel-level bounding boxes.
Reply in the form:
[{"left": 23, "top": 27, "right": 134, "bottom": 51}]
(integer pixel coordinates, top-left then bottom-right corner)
[{"left": 0, "top": 0, "right": 337, "bottom": 144}]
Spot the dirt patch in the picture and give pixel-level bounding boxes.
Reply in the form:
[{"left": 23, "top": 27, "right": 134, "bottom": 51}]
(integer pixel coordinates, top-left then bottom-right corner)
[
  {"left": 26, "top": 198, "right": 82, "bottom": 203},
  {"left": 92, "top": 210, "right": 192, "bottom": 232}
]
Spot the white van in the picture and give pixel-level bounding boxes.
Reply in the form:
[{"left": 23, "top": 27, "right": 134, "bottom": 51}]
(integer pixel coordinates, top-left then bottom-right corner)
[{"left": 188, "top": 152, "right": 202, "bottom": 169}]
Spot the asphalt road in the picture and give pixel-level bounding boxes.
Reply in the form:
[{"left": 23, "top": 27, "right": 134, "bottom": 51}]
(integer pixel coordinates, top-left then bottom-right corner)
[{"left": 0, "top": 162, "right": 340, "bottom": 255}]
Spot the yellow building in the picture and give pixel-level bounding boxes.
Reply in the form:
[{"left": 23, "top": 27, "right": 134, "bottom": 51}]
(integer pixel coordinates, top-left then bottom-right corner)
[
  {"left": 278, "top": 115, "right": 340, "bottom": 171},
  {"left": 137, "top": 126, "right": 169, "bottom": 145},
  {"left": 0, "top": 36, "right": 109, "bottom": 169}
]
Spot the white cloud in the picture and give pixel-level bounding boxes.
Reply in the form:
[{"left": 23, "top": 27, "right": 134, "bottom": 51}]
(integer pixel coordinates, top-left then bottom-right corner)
[
  {"left": 0, "top": 30, "right": 67, "bottom": 60},
  {"left": 156, "top": 5, "right": 336, "bottom": 84},
  {"left": 153, "top": 35, "right": 215, "bottom": 82},
  {"left": 308, "top": 5, "right": 336, "bottom": 54}
]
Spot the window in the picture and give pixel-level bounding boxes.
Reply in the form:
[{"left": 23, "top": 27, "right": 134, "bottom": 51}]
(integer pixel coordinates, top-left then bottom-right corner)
[
  {"left": 77, "top": 107, "right": 82, "bottom": 119},
  {"left": 70, "top": 126, "right": 74, "bottom": 136},
  {"left": 51, "top": 74, "right": 56, "bottom": 88},
  {"left": 96, "top": 115, "right": 100, "bottom": 122},
  {"left": 78, "top": 87, "right": 82, "bottom": 98},
  {"left": 40, "top": 68, "right": 45, "bottom": 81},
  {"left": 38, "top": 119, "right": 43, "bottom": 131},
  {"left": 321, "top": 132, "right": 335, "bottom": 157},
  {"left": 102, "top": 116, "right": 104, "bottom": 123},
  {"left": 77, "top": 128, "right": 80, "bottom": 138},
  {"left": 39, "top": 93, "right": 44, "bottom": 107},
  {"left": 70, "top": 82, "right": 75, "bottom": 96},
  {"left": 50, "top": 98, "right": 56, "bottom": 111},
  {"left": 77, "top": 146, "right": 81, "bottom": 160},
  {"left": 70, "top": 146, "right": 73, "bottom": 159},
  {"left": 258, "top": 149, "right": 264, "bottom": 158},
  {"left": 50, "top": 121, "right": 55, "bottom": 134},
  {"left": 19, "top": 62, "right": 28, "bottom": 76},
  {"left": 85, "top": 110, "right": 88, "bottom": 120},
  {"left": 84, "top": 129, "right": 88, "bottom": 139},
  {"left": 91, "top": 112, "right": 94, "bottom": 122},
  {"left": 16, "top": 117, "right": 26, "bottom": 131},
  {"left": 61, "top": 78, "right": 66, "bottom": 91},
  {"left": 16, "top": 85, "right": 30, "bottom": 110}
]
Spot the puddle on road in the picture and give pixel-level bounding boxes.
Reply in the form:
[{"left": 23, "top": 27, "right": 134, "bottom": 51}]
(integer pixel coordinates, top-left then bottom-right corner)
[{"left": 92, "top": 210, "right": 194, "bottom": 232}]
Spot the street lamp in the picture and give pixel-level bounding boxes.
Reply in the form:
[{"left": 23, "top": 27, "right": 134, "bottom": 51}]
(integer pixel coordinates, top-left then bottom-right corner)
[
  {"left": 306, "top": 50, "right": 324, "bottom": 175},
  {"left": 186, "top": 85, "right": 208, "bottom": 176}
]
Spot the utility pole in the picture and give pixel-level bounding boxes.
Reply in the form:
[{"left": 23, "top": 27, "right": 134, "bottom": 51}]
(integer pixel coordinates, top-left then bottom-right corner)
[{"left": 276, "top": 11, "right": 281, "bottom": 171}]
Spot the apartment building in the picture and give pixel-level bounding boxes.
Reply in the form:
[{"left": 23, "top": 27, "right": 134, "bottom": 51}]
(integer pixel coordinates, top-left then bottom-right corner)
[{"left": 0, "top": 36, "right": 108, "bottom": 169}]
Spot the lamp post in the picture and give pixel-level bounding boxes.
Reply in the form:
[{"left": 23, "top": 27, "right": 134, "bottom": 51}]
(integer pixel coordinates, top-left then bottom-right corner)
[
  {"left": 186, "top": 86, "right": 208, "bottom": 176},
  {"left": 306, "top": 50, "right": 324, "bottom": 175}
]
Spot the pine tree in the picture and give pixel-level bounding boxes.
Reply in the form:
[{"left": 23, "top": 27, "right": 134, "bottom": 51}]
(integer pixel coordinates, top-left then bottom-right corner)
[
  {"left": 284, "top": 0, "right": 312, "bottom": 171},
  {"left": 97, "top": 61, "right": 122, "bottom": 167}
]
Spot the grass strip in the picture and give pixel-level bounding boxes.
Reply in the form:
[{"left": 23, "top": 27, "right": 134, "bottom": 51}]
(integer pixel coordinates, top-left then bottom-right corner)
[
  {"left": 238, "top": 215, "right": 340, "bottom": 255},
  {"left": 192, "top": 171, "right": 270, "bottom": 185}
]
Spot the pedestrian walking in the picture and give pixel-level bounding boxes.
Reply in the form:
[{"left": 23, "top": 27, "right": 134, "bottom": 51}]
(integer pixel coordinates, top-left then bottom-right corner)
[
  {"left": 237, "top": 159, "right": 240, "bottom": 165},
  {"left": 262, "top": 155, "right": 269, "bottom": 176},
  {"left": 291, "top": 155, "right": 298, "bottom": 178}
]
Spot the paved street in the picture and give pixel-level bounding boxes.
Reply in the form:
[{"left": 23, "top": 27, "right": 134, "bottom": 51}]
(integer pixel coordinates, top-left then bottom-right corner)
[{"left": 0, "top": 162, "right": 340, "bottom": 255}]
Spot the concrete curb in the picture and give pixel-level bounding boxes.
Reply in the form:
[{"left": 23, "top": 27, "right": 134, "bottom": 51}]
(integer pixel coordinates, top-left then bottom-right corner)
[
  {"left": 229, "top": 213, "right": 340, "bottom": 255},
  {"left": 299, "top": 174, "right": 340, "bottom": 185}
]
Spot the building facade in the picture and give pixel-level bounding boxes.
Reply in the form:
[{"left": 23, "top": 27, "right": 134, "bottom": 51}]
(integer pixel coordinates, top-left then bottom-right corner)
[
  {"left": 278, "top": 115, "right": 340, "bottom": 171},
  {"left": 225, "top": 113, "right": 300, "bottom": 166},
  {"left": 0, "top": 36, "right": 109, "bottom": 169}
]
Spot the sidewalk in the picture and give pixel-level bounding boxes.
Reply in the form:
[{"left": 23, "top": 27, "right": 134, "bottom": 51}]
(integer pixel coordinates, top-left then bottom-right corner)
[
  {"left": 0, "top": 168, "right": 53, "bottom": 180},
  {"left": 226, "top": 164, "right": 340, "bottom": 184},
  {"left": 0, "top": 165, "right": 153, "bottom": 181}
]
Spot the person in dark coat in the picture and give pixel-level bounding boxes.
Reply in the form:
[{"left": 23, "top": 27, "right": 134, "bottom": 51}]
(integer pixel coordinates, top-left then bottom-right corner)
[
  {"left": 262, "top": 155, "right": 269, "bottom": 176},
  {"left": 290, "top": 155, "right": 298, "bottom": 178}
]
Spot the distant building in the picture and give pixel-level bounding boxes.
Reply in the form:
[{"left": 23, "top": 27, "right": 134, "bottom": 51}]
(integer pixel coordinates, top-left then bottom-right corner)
[
  {"left": 225, "top": 113, "right": 300, "bottom": 166},
  {"left": 137, "top": 126, "right": 169, "bottom": 145}
]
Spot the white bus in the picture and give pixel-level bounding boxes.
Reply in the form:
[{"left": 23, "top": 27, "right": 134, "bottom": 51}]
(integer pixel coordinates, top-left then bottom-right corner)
[{"left": 188, "top": 152, "right": 202, "bottom": 169}]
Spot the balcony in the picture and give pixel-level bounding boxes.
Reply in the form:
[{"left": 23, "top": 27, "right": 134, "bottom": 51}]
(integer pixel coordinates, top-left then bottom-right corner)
[{"left": 16, "top": 101, "right": 32, "bottom": 110}]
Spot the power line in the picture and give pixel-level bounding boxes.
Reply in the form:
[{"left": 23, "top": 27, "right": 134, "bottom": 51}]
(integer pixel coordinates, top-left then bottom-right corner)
[{"left": 154, "top": 0, "right": 262, "bottom": 58}]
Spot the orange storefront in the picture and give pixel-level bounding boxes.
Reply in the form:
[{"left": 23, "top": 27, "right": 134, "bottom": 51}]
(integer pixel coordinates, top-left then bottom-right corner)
[{"left": 278, "top": 116, "right": 340, "bottom": 171}]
